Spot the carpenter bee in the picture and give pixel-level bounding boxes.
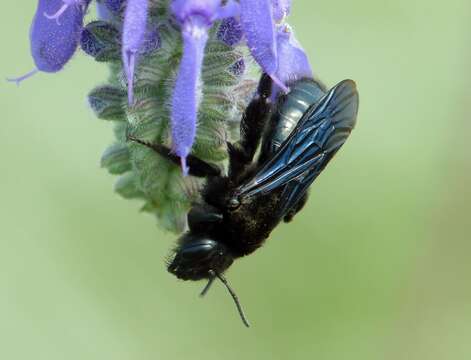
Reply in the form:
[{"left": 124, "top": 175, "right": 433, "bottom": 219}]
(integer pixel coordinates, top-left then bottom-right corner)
[{"left": 128, "top": 73, "right": 359, "bottom": 327}]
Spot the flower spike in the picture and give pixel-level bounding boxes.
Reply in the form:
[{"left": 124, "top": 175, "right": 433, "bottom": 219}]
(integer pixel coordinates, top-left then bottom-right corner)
[
  {"left": 122, "top": 0, "right": 149, "bottom": 106},
  {"left": 10, "top": 0, "right": 317, "bottom": 233}
]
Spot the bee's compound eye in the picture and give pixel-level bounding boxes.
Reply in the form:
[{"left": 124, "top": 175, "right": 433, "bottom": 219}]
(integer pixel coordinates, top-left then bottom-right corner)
[{"left": 228, "top": 197, "right": 240, "bottom": 210}]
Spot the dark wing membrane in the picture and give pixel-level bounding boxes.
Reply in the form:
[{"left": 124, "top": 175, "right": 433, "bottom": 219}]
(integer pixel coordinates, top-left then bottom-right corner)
[{"left": 235, "top": 79, "right": 359, "bottom": 215}]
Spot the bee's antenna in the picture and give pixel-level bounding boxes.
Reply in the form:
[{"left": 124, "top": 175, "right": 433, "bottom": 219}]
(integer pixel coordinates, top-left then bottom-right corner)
[
  {"left": 199, "top": 276, "right": 215, "bottom": 297},
  {"left": 209, "top": 270, "right": 250, "bottom": 328}
]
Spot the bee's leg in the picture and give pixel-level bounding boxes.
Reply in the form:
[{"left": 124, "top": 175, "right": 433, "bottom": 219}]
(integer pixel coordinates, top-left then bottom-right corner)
[
  {"left": 228, "top": 73, "right": 272, "bottom": 177},
  {"left": 283, "top": 193, "right": 309, "bottom": 223},
  {"left": 127, "top": 135, "right": 221, "bottom": 178}
]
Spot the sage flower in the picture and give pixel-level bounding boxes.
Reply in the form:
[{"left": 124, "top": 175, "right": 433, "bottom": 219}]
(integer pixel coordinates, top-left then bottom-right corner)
[
  {"left": 170, "top": 0, "right": 240, "bottom": 174},
  {"left": 9, "top": 0, "right": 315, "bottom": 233},
  {"left": 8, "top": 0, "right": 90, "bottom": 84}
]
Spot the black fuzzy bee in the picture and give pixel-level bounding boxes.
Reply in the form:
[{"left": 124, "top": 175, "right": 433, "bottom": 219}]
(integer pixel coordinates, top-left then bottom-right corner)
[{"left": 128, "top": 73, "right": 359, "bottom": 327}]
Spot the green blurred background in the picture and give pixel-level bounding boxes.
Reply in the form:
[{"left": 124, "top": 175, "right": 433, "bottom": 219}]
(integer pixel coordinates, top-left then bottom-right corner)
[{"left": 1, "top": 1, "right": 470, "bottom": 359}]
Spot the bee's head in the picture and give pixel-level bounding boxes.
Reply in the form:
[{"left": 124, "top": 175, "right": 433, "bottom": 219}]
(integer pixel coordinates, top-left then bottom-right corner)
[
  {"left": 167, "top": 233, "right": 250, "bottom": 327},
  {"left": 167, "top": 233, "right": 234, "bottom": 281}
]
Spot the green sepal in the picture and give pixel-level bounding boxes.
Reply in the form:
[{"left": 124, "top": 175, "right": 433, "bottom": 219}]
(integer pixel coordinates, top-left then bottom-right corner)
[
  {"left": 101, "top": 143, "right": 132, "bottom": 175},
  {"left": 131, "top": 147, "right": 194, "bottom": 233},
  {"left": 114, "top": 172, "right": 145, "bottom": 199},
  {"left": 88, "top": 86, "right": 127, "bottom": 121},
  {"left": 82, "top": 21, "right": 121, "bottom": 62},
  {"left": 203, "top": 43, "right": 243, "bottom": 86}
]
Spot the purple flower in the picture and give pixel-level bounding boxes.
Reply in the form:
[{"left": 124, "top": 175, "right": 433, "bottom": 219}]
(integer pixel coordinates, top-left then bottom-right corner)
[
  {"left": 239, "top": 0, "right": 312, "bottom": 96},
  {"left": 122, "top": 0, "right": 149, "bottom": 106},
  {"left": 239, "top": 0, "right": 288, "bottom": 93},
  {"left": 170, "top": 0, "right": 239, "bottom": 174},
  {"left": 8, "top": 0, "right": 90, "bottom": 84}
]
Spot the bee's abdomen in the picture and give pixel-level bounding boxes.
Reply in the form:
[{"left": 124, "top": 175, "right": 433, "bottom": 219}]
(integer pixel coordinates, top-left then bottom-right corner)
[{"left": 261, "top": 79, "right": 326, "bottom": 159}]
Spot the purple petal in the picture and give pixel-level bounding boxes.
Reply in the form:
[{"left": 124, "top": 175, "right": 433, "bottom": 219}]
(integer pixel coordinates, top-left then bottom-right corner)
[
  {"left": 8, "top": 0, "right": 89, "bottom": 84},
  {"left": 171, "top": 19, "right": 209, "bottom": 175},
  {"left": 271, "top": 0, "right": 291, "bottom": 22},
  {"left": 274, "top": 25, "right": 313, "bottom": 94},
  {"left": 239, "top": 0, "right": 288, "bottom": 92},
  {"left": 122, "top": 0, "right": 149, "bottom": 105},
  {"left": 32, "top": 0, "right": 89, "bottom": 73}
]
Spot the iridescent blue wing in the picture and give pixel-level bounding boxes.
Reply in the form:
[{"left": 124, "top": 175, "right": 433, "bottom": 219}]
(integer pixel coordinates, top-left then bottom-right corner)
[{"left": 235, "top": 79, "right": 359, "bottom": 216}]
